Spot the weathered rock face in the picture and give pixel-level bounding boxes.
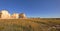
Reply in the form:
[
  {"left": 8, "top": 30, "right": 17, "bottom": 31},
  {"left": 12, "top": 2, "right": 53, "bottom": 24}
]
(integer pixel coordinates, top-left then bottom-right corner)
[
  {"left": 11, "top": 13, "right": 19, "bottom": 19},
  {"left": 0, "top": 10, "right": 27, "bottom": 19},
  {"left": 19, "top": 13, "right": 27, "bottom": 19},
  {"left": 1, "top": 10, "right": 11, "bottom": 19},
  {"left": 0, "top": 12, "right": 2, "bottom": 18}
]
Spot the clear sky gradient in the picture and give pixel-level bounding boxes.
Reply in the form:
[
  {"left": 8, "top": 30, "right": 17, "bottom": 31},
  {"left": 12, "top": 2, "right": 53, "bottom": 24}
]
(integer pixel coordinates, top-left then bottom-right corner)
[{"left": 0, "top": 0, "right": 60, "bottom": 18}]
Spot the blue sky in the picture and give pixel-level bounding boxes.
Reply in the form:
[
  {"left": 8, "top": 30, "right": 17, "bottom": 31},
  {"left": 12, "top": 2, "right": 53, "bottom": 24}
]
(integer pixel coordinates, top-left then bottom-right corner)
[{"left": 0, "top": 0, "right": 60, "bottom": 18}]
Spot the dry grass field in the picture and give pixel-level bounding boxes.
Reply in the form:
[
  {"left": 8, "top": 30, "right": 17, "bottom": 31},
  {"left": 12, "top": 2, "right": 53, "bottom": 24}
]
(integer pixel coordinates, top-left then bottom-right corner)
[{"left": 0, "top": 18, "right": 60, "bottom": 31}]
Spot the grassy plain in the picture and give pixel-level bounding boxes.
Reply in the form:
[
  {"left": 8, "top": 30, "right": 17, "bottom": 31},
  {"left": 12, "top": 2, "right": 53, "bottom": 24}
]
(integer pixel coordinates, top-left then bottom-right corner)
[{"left": 0, "top": 18, "right": 60, "bottom": 31}]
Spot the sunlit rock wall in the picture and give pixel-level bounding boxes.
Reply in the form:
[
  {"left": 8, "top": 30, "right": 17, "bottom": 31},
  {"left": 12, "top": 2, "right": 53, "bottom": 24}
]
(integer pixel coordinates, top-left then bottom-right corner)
[
  {"left": 1, "top": 10, "right": 11, "bottom": 19},
  {"left": 0, "top": 10, "right": 27, "bottom": 19},
  {"left": 19, "top": 13, "right": 27, "bottom": 19},
  {"left": 0, "top": 12, "right": 2, "bottom": 18},
  {"left": 11, "top": 13, "right": 19, "bottom": 19}
]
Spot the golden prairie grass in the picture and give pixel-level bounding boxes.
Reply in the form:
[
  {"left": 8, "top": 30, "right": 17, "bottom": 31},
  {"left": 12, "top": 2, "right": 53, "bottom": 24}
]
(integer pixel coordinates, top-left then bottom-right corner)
[{"left": 0, "top": 18, "right": 60, "bottom": 31}]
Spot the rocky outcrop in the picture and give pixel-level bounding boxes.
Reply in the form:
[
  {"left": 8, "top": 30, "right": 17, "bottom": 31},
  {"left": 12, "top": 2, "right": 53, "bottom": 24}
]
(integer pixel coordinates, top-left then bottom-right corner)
[
  {"left": 11, "top": 13, "right": 19, "bottom": 19},
  {"left": 0, "top": 10, "right": 27, "bottom": 19},
  {"left": 0, "top": 12, "right": 2, "bottom": 18},
  {"left": 19, "top": 13, "right": 27, "bottom": 19}
]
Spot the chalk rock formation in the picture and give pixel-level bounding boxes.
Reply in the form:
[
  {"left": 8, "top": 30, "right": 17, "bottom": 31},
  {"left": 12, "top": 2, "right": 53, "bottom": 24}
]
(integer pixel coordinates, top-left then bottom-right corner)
[
  {"left": 0, "top": 12, "right": 2, "bottom": 18},
  {"left": 1, "top": 10, "right": 11, "bottom": 19},
  {"left": 0, "top": 10, "right": 27, "bottom": 19},
  {"left": 11, "top": 13, "right": 19, "bottom": 19},
  {"left": 19, "top": 13, "right": 27, "bottom": 19}
]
